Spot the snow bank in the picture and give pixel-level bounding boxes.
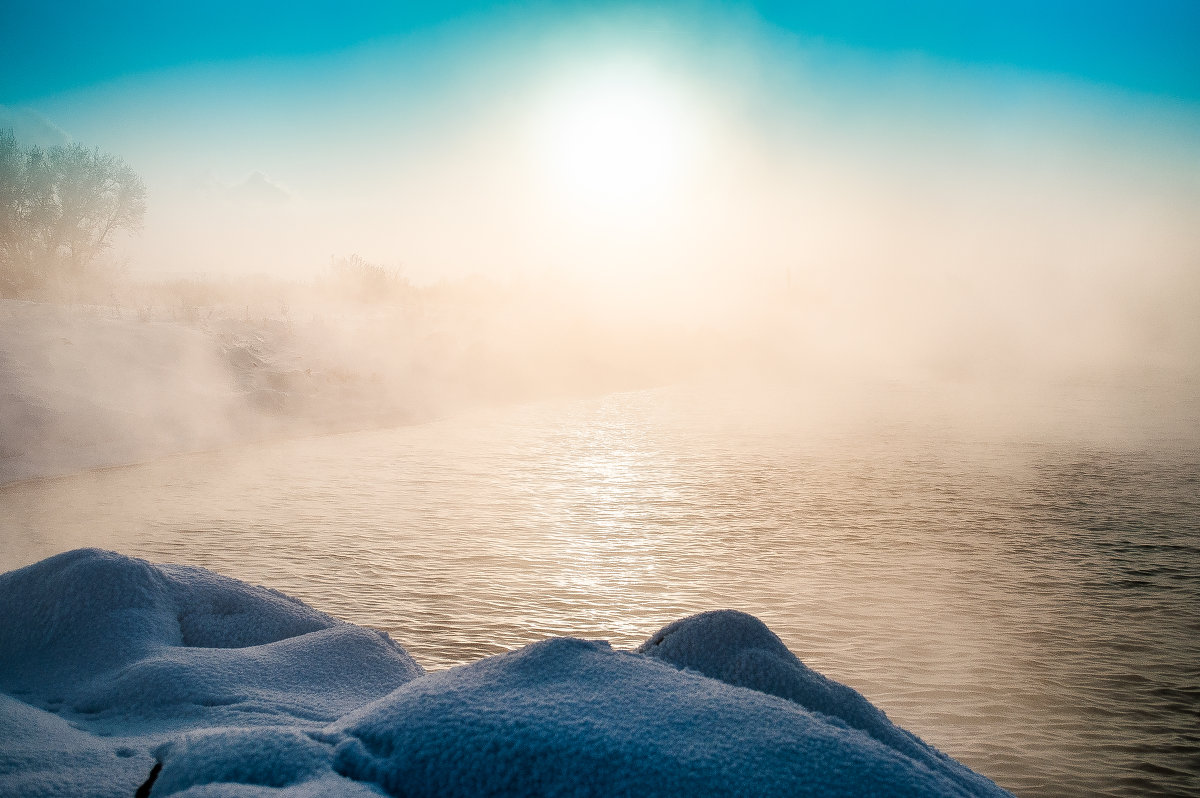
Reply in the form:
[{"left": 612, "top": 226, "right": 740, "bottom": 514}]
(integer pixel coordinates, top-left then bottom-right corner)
[
  {"left": 0, "top": 301, "right": 246, "bottom": 485},
  {"left": 637, "top": 609, "right": 1003, "bottom": 797},
  {"left": 0, "top": 550, "right": 1012, "bottom": 797},
  {"left": 0, "top": 301, "right": 418, "bottom": 486},
  {"left": 0, "top": 549, "right": 422, "bottom": 730},
  {"left": 0, "top": 693, "right": 149, "bottom": 798}
]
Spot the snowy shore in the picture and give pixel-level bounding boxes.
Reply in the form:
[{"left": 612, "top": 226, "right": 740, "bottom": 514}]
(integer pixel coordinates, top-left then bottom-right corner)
[
  {"left": 0, "top": 299, "right": 442, "bottom": 486},
  {"left": 0, "top": 549, "right": 1012, "bottom": 797},
  {"left": 0, "top": 295, "right": 692, "bottom": 487}
]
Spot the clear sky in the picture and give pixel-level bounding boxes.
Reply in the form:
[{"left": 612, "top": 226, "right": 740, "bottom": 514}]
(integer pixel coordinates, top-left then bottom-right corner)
[
  {"left": 1, "top": 0, "right": 1198, "bottom": 312},
  {"left": 3, "top": 1, "right": 1200, "bottom": 103}
]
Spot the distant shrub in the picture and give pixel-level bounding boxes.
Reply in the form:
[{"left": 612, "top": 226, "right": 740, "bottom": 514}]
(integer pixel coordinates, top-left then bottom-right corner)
[{"left": 324, "top": 254, "right": 413, "bottom": 305}]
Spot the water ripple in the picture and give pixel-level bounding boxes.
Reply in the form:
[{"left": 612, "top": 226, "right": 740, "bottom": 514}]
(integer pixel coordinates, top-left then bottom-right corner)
[{"left": 1, "top": 387, "right": 1197, "bottom": 797}]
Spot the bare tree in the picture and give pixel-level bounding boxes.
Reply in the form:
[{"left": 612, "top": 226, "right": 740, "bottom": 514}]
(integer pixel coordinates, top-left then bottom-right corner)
[{"left": 0, "top": 129, "right": 146, "bottom": 296}]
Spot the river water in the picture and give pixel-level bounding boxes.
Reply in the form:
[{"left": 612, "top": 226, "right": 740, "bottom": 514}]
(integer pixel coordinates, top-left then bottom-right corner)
[{"left": 2, "top": 382, "right": 1197, "bottom": 797}]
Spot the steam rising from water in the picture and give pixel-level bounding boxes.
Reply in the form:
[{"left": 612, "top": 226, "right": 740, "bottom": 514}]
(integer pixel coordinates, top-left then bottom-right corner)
[
  {"left": 2, "top": 13, "right": 1199, "bottom": 797},
  {"left": 5, "top": 20, "right": 1200, "bottom": 481},
  {"left": 7, "top": 10, "right": 1190, "bottom": 405}
]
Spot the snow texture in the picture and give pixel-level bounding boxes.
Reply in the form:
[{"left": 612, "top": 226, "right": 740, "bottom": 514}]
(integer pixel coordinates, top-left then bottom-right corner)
[{"left": 0, "top": 549, "right": 1012, "bottom": 797}]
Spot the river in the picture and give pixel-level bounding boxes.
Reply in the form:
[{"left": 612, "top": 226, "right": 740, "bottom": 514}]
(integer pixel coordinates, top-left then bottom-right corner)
[{"left": 2, "top": 382, "right": 1197, "bottom": 797}]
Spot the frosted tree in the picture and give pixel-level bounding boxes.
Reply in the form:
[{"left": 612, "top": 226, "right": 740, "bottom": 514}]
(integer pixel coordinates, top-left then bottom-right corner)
[{"left": 0, "top": 128, "right": 146, "bottom": 296}]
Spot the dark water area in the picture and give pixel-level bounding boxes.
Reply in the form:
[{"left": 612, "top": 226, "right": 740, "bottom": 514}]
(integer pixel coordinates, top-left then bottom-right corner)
[{"left": 2, "top": 383, "right": 1198, "bottom": 797}]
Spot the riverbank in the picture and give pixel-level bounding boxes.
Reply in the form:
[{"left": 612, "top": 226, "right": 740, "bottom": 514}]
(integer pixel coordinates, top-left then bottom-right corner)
[
  {"left": 0, "top": 296, "right": 693, "bottom": 486},
  {"left": 0, "top": 548, "right": 1012, "bottom": 797},
  {"left": 0, "top": 299, "right": 419, "bottom": 485}
]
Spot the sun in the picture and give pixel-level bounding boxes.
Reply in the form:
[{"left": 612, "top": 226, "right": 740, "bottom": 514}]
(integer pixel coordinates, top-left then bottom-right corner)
[{"left": 536, "top": 67, "right": 693, "bottom": 216}]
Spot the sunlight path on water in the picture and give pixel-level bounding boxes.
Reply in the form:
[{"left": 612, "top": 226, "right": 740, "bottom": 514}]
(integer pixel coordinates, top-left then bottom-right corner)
[{"left": 2, "top": 385, "right": 1198, "bottom": 797}]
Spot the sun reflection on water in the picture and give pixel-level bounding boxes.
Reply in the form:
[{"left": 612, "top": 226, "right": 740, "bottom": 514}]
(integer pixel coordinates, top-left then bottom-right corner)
[{"left": 2, "top": 387, "right": 1198, "bottom": 797}]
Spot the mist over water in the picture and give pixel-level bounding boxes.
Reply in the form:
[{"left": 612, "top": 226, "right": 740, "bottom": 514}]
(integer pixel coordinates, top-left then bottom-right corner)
[
  {"left": 3, "top": 5, "right": 1200, "bottom": 797},
  {"left": 3, "top": 385, "right": 1197, "bottom": 797},
  {"left": 6, "top": 8, "right": 1200, "bottom": 446}
]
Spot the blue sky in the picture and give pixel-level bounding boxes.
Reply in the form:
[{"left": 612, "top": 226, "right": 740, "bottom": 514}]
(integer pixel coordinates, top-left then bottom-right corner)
[
  {"left": 1, "top": 1, "right": 1197, "bottom": 292},
  {"left": 3, "top": 1, "right": 1199, "bottom": 104}
]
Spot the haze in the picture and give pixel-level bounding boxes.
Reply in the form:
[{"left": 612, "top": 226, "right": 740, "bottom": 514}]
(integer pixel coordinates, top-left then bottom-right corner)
[
  {"left": 3, "top": 1, "right": 1199, "bottom": 469},
  {"left": 4, "top": 6, "right": 1200, "bottom": 795}
]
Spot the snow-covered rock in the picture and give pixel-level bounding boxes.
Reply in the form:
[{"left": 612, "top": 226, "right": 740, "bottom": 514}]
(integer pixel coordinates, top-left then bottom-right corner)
[
  {"left": 0, "top": 549, "right": 422, "bottom": 730},
  {"left": 0, "top": 550, "right": 1012, "bottom": 797},
  {"left": 638, "top": 609, "right": 1003, "bottom": 797}
]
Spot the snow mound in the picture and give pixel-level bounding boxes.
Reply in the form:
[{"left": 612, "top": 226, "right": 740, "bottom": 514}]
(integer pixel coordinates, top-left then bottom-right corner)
[
  {"left": 0, "top": 693, "right": 151, "bottom": 798},
  {"left": 0, "top": 549, "right": 422, "bottom": 730},
  {"left": 322, "top": 635, "right": 1009, "bottom": 797},
  {"left": 150, "top": 728, "right": 332, "bottom": 795},
  {"left": 0, "top": 551, "right": 1012, "bottom": 797},
  {"left": 638, "top": 609, "right": 1001, "bottom": 796}
]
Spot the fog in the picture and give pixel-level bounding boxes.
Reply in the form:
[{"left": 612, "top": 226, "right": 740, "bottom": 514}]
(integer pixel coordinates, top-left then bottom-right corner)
[{"left": 3, "top": 9, "right": 1199, "bottom": 483}]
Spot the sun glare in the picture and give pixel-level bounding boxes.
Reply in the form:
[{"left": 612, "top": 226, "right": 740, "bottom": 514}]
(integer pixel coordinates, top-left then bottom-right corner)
[{"left": 537, "top": 67, "right": 693, "bottom": 215}]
